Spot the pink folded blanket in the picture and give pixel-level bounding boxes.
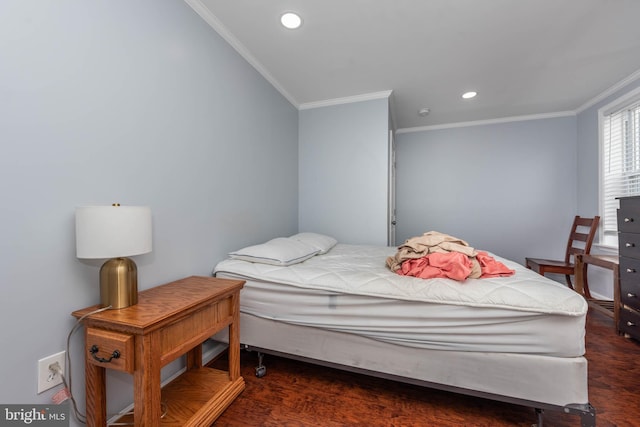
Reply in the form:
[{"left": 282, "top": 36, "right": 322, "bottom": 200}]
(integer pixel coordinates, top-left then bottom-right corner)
[{"left": 398, "top": 251, "right": 514, "bottom": 281}]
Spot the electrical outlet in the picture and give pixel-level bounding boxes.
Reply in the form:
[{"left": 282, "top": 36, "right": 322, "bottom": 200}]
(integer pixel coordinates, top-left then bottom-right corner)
[{"left": 37, "top": 351, "right": 65, "bottom": 394}]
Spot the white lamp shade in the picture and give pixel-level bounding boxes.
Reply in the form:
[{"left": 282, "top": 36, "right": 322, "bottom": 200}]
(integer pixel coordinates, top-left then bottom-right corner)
[{"left": 76, "top": 205, "right": 152, "bottom": 259}]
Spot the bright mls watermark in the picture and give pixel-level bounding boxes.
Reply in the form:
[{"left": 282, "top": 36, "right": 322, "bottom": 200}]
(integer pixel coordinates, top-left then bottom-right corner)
[{"left": 0, "top": 405, "right": 68, "bottom": 426}]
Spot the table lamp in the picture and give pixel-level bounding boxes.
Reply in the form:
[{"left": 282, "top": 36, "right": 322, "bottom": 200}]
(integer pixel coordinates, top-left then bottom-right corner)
[{"left": 75, "top": 204, "right": 152, "bottom": 309}]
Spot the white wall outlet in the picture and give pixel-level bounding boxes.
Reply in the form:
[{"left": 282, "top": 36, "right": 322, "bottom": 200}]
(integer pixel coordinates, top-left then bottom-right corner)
[{"left": 37, "top": 351, "right": 66, "bottom": 394}]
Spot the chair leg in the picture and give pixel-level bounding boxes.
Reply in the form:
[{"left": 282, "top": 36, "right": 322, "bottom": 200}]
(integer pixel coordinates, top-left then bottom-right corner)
[
  {"left": 582, "top": 274, "right": 592, "bottom": 299},
  {"left": 565, "top": 275, "right": 574, "bottom": 290}
]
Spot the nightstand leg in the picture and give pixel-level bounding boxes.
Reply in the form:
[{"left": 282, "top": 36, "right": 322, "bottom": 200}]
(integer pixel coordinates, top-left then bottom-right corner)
[
  {"left": 85, "top": 362, "right": 106, "bottom": 427},
  {"left": 134, "top": 334, "right": 162, "bottom": 426},
  {"left": 228, "top": 292, "right": 241, "bottom": 380},
  {"left": 186, "top": 345, "right": 203, "bottom": 370}
]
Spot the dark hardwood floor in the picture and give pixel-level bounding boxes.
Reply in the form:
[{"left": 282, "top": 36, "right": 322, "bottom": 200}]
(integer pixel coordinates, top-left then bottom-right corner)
[{"left": 210, "top": 309, "right": 640, "bottom": 426}]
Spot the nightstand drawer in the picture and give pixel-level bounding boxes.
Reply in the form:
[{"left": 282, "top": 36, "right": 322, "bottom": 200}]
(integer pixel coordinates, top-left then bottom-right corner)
[
  {"left": 618, "top": 198, "right": 640, "bottom": 233},
  {"left": 618, "top": 233, "right": 640, "bottom": 258},
  {"left": 619, "top": 307, "right": 640, "bottom": 337},
  {"left": 86, "top": 328, "right": 134, "bottom": 373},
  {"left": 619, "top": 257, "right": 640, "bottom": 282},
  {"left": 620, "top": 278, "right": 640, "bottom": 311}
]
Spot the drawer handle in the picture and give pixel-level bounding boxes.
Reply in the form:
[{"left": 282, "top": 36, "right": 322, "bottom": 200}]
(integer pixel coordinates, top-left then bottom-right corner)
[
  {"left": 89, "top": 345, "right": 121, "bottom": 363},
  {"left": 626, "top": 268, "right": 637, "bottom": 273},
  {"left": 628, "top": 293, "right": 637, "bottom": 298},
  {"left": 625, "top": 217, "right": 635, "bottom": 223},
  {"left": 627, "top": 321, "right": 636, "bottom": 327},
  {"left": 626, "top": 242, "right": 636, "bottom": 248}
]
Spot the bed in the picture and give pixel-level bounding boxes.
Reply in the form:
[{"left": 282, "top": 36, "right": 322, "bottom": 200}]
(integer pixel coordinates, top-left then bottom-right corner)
[{"left": 212, "top": 233, "right": 596, "bottom": 426}]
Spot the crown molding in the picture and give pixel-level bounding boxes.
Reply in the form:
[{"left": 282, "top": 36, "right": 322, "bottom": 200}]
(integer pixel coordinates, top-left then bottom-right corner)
[
  {"left": 299, "top": 90, "right": 393, "bottom": 110},
  {"left": 184, "top": 0, "right": 299, "bottom": 108},
  {"left": 396, "top": 111, "right": 576, "bottom": 134},
  {"left": 576, "top": 68, "right": 640, "bottom": 114}
]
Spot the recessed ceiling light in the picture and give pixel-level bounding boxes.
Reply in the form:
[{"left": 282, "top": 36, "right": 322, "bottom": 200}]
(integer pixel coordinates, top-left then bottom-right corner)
[
  {"left": 281, "top": 12, "right": 302, "bottom": 29},
  {"left": 462, "top": 91, "right": 477, "bottom": 99}
]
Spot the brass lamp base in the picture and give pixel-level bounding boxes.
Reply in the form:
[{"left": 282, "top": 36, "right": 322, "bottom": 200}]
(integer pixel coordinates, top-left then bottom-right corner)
[{"left": 100, "top": 257, "right": 138, "bottom": 309}]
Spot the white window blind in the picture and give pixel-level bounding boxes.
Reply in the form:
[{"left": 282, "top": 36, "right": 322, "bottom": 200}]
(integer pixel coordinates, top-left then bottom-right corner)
[{"left": 602, "top": 98, "right": 640, "bottom": 243}]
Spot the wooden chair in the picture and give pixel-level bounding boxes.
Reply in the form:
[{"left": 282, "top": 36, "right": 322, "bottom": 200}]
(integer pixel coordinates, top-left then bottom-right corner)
[{"left": 525, "top": 215, "right": 600, "bottom": 290}]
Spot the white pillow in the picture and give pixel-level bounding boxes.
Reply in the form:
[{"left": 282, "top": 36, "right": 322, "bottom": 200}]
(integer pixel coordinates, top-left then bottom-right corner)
[
  {"left": 228, "top": 237, "right": 319, "bottom": 266},
  {"left": 290, "top": 232, "right": 337, "bottom": 254}
]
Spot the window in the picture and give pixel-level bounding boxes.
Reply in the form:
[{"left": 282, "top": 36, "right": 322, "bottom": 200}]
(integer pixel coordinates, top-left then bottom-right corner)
[{"left": 600, "top": 88, "right": 640, "bottom": 246}]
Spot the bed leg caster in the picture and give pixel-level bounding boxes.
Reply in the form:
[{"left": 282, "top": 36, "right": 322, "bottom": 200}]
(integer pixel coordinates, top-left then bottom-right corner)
[
  {"left": 255, "top": 352, "right": 267, "bottom": 378},
  {"left": 563, "top": 403, "right": 596, "bottom": 427},
  {"left": 532, "top": 408, "right": 544, "bottom": 427}
]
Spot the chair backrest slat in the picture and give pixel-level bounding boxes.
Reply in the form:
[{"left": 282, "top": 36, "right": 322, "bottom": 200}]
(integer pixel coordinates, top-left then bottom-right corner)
[
  {"left": 564, "top": 215, "right": 600, "bottom": 264},
  {"left": 572, "top": 234, "right": 589, "bottom": 243}
]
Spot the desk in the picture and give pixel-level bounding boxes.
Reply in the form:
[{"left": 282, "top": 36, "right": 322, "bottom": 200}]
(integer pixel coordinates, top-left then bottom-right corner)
[
  {"left": 575, "top": 254, "right": 620, "bottom": 334},
  {"left": 72, "top": 276, "right": 245, "bottom": 426}
]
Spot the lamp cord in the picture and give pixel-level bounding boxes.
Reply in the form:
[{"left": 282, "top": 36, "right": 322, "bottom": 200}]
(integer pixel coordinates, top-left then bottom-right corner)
[{"left": 65, "top": 305, "right": 112, "bottom": 424}]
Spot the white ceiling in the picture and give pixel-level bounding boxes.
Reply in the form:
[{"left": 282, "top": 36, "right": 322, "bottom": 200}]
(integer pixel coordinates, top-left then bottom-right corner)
[{"left": 187, "top": 0, "right": 640, "bottom": 130}]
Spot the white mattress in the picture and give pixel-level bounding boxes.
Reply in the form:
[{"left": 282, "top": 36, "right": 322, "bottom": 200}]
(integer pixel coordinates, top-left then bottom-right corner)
[{"left": 214, "top": 244, "right": 587, "bottom": 357}]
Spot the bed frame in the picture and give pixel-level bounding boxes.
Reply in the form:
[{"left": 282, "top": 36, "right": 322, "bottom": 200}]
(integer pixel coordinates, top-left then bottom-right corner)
[{"left": 215, "top": 312, "right": 596, "bottom": 427}]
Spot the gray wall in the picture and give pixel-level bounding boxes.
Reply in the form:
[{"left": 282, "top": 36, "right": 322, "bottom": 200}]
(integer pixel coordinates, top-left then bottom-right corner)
[
  {"left": 299, "top": 98, "right": 390, "bottom": 245},
  {"left": 0, "top": 0, "right": 298, "bottom": 421},
  {"left": 395, "top": 117, "right": 578, "bottom": 265}
]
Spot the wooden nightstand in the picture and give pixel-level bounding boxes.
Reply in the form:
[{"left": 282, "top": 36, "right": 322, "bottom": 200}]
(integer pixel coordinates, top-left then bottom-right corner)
[{"left": 72, "top": 276, "right": 245, "bottom": 426}]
